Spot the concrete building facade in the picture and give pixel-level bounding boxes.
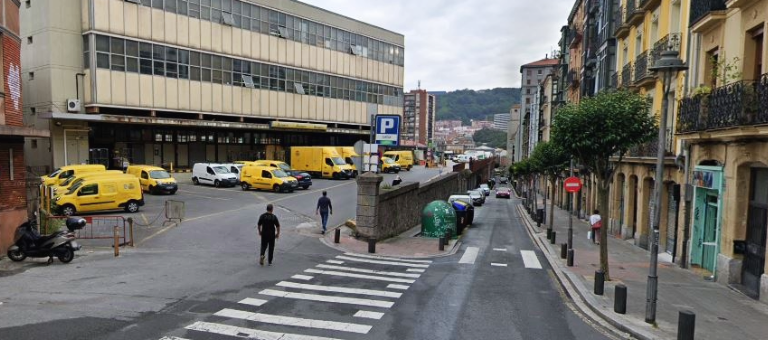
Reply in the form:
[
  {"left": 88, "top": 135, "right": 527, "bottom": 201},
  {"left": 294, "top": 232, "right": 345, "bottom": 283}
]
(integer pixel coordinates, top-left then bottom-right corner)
[
  {"left": 492, "top": 113, "right": 509, "bottom": 131},
  {"left": 516, "top": 58, "right": 558, "bottom": 162},
  {"left": 402, "top": 89, "right": 436, "bottom": 146},
  {"left": 22, "top": 0, "right": 404, "bottom": 170},
  {"left": 507, "top": 104, "right": 520, "bottom": 161}
]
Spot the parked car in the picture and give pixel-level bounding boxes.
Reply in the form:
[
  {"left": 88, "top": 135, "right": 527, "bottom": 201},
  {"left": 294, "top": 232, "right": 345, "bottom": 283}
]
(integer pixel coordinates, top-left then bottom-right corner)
[
  {"left": 466, "top": 190, "right": 484, "bottom": 206},
  {"left": 56, "top": 175, "right": 144, "bottom": 216},
  {"left": 192, "top": 163, "right": 238, "bottom": 187},
  {"left": 500, "top": 177, "right": 508, "bottom": 184},
  {"left": 126, "top": 165, "right": 178, "bottom": 195},
  {"left": 380, "top": 157, "right": 401, "bottom": 173},
  {"left": 285, "top": 169, "right": 313, "bottom": 190},
  {"left": 496, "top": 187, "right": 511, "bottom": 199},
  {"left": 479, "top": 184, "right": 491, "bottom": 196},
  {"left": 240, "top": 165, "right": 298, "bottom": 193},
  {"left": 448, "top": 194, "right": 473, "bottom": 206},
  {"left": 221, "top": 163, "right": 245, "bottom": 183}
]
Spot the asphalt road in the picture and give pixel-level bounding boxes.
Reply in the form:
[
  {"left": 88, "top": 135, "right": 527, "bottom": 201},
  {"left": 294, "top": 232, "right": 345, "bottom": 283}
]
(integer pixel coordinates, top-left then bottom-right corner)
[{"left": 0, "top": 170, "right": 613, "bottom": 340}]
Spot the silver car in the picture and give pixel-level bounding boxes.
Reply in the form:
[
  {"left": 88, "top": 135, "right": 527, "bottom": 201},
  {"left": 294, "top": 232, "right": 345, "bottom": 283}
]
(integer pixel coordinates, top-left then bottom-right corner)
[
  {"left": 479, "top": 184, "right": 491, "bottom": 196},
  {"left": 467, "top": 190, "right": 484, "bottom": 206}
]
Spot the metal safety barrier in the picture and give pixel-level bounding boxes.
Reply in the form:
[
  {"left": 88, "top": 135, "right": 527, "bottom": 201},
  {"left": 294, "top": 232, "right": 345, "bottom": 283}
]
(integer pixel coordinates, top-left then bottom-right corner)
[
  {"left": 46, "top": 215, "right": 130, "bottom": 246},
  {"left": 164, "top": 200, "right": 186, "bottom": 226}
]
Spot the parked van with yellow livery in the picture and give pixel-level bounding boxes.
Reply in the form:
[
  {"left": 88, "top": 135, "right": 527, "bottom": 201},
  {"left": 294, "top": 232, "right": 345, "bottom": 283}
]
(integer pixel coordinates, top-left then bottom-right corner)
[
  {"left": 380, "top": 157, "right": 401, "bottom": 173},
  {"left": 42, "top": 164, "right": 106, "bottom": 186},
  {"left": 252, "top": 160, "right": 292, "bottom": 172},
  {"left": 334, "top": 147, "right": 359, "bottom": 177},
  {"left": 240, "top": 165, "right": 299, "bottom": 192},
  {"left": 290, "top": 147, "right": 353, "bottom": 179},
  {"left": 383, "top": 151, "right": 414, "bottom": 171},
  {"left": 125, "top": 165, "right": 178, "bottom": 195},
  {"left": 55, "top": 175, "right": 144, "bottom": 216},
  {"left": 53, "top": 170, "right": 125, "bottom": 196}
]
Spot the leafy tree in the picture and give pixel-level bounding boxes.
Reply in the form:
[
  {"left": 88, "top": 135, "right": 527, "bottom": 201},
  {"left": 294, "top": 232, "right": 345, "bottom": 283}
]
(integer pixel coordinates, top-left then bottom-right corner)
[
  {"left": 551, "top": 90, "right": 656, "bottom": 280},
  {"left": 434, "top": 88, "right": 520, "bottom": 124},
  {"left": 472, "top": 128, "right": 507, "bottom": 149},
  {"left": 529, "top": 141, "right": 569, "bottom": 233}
]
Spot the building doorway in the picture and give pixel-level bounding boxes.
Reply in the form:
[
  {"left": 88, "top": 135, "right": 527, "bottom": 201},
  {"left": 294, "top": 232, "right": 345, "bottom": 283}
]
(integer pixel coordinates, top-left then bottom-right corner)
[
  {"left": 743, "top": 168, "right": 768, "bottom": 298},
  {"left": 666, "top": 183, "right": 680, "bottom": 254}
]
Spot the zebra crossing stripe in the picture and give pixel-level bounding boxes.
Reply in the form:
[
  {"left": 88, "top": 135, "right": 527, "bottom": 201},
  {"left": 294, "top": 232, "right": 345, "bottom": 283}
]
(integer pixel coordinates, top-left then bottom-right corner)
[
  {"left": 238, "top": 298, "right": 268, "bottom": 307},
  {"left": 305, "top": 268, "right": 415, "bottom": 284},
  {"left": 317, "top": 264, "right": 421, "bottom": 278},
  {"left": 354, "top": 310, "right": 385, "bottom": 320},
  {"left": 326, "top": 260, "right": 344, "bottom": 264},
  {"left": 336, "top": 255, "right": 430, "bottom": 268},
  {"left": 159, "top": 337, "right": 190, "bottom": 340},
  {"left": 259, "top": 289, "right": 395, "bottom": 308},
  {"left": 458, "top": 247, "right": 479, "bottom": 264},
  {"left": 292, "top": 275, "right": 314, "bottom": 281},
  {"left": 521, "top": 250, "right": 543, "bottom": 269},
  {"left": 491, "top": 263, "right": 508, "bottom": 267},
  {"left": 343, "top": 252, "right": 433, "bottom": 264},
  {"left": 214, "top": 308, "right": 373, "bottom": 334},
  {"left": 387, "top": 284, "right": 410, "bottom": 290},
  {"left": 493, "top": 248, "right": 507, "bottom": 251},
  {"left": 185, "top": 321, "right": 343, "bottom": 340},
  {"left": 276, "top": 281, "right": 402, "bottom": 298},
  {"left": 406, "top": 268, "right": 425, "bottom": 273}
]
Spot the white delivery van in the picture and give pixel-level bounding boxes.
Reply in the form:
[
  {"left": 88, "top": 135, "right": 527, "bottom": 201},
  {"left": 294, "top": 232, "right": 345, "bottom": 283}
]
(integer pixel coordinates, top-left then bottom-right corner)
[{"left": 192, "top": 163, "right": 239, "bottom": 187}]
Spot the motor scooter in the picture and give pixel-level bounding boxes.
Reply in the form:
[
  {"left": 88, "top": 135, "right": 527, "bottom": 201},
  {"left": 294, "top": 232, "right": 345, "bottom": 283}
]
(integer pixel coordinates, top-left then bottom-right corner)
[{"left": 6, "top": 217, "right": 86, "bottom": 264}]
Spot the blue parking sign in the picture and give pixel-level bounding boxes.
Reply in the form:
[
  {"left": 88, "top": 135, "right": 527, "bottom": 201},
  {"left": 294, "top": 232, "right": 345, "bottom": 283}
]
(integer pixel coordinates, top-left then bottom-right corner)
[{"left": 375, "top": 115, "right": 400, "bottom": 146}]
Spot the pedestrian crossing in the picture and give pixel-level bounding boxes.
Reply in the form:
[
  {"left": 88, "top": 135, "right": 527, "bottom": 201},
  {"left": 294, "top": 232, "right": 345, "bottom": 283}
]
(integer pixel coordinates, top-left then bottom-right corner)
[
  {"left": 457, "top": 247, "right": 545, "bottom": 270},
  {"left": 158, "top": 252, "right": 433, "bottom": 340}
]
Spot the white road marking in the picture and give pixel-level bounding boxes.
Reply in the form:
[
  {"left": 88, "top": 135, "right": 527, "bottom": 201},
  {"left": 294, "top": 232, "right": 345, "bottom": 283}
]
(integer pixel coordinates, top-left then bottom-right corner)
[
  {"left": 326, "top": 260, "right": 344, "bottom": 264},
  {"left": 336, "top": 255, "right": 430, "bottom": 268},
  {"left": 177, "top": 190, "right": 231, "bottom": 200},
  {"left": 521, "top": 250, "right": 543, "bottom": 269},
  {"left": 215, "top": 308, "right": 372, "bottom": 334},
  {"left": 493, "top": 248, "right": 507, "bottom": 252},
  {"left": 387, "top": 284, "right": 410, "bottom": 290},
  {"left": 343, "top": 252, "right": 433, "bottom": 264},
  {"left": 185, "top": 321, "right": 343, "bottom": 340},
  {"left": 238, "top": 298, "right": 268, "bottom": 307},
  {"left": 292, "top": 275, "right": 314, "bottom": 281},
  {"left": 159, "top": 337, "right": 190, "bottom": 340},
  {"left": 458, "top": 247, "right": 480, "bottom": 264},
  {"left": 354, "top": 310, "right": 385, "bottom": 320},
  {"left": 491, "top": 263, "right": 508, "bottom": 267},
  {"left": 406, "top": 268, "right": 425, "bottom": 273},
  {"left": 305, "top": 269, "right": 415, "bottom": 284},
  {"left": 317, "top": 264, "right": 421, "bottom": 278},
  {"left": 259, "top": 289, "right": 394, "bottom": 308},
  {"left": 276, "top": 281, "right": 402, "bottom": 298}
]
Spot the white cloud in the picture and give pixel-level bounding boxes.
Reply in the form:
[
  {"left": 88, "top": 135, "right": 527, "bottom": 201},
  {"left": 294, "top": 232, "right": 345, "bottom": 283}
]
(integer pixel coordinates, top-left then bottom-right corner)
[{"left": 299, "top": 0, "right": 573, "bottom": 91}]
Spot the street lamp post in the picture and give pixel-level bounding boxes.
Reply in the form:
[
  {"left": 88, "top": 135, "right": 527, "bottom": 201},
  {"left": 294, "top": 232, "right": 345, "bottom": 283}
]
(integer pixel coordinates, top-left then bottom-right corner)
[{"left": 645, "top": 49, "right": 688, "bottom": 324}]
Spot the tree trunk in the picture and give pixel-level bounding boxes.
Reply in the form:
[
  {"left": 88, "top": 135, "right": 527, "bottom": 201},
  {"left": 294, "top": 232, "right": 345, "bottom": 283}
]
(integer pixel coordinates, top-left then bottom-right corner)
[
  {"left": 549, "top": 176, "right": 556, "bottom": 231},
  {"left": 598, "top": 177, "right": 611, "bottom": 281}
]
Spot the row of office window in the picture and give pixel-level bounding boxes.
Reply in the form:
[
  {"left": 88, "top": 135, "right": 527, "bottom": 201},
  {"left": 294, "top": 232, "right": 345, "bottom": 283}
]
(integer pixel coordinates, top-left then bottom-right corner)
[
  {"left": 86, "top": 34, "right": 404, "bottom": 107},
  {"left": 124, "top": 0, "right": 404, "bottom": 66}
]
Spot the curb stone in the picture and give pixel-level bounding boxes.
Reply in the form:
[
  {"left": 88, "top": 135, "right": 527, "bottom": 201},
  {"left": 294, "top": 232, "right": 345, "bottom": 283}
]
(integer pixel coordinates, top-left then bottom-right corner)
[{"left": 517, "top": 204, "right": 668, "bottom": 340}]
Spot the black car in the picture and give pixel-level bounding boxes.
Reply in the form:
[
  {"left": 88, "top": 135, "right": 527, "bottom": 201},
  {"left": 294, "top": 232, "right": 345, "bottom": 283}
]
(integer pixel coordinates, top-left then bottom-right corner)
[{"left": 285, "top": 170, "right": 312, "bottom": 189}]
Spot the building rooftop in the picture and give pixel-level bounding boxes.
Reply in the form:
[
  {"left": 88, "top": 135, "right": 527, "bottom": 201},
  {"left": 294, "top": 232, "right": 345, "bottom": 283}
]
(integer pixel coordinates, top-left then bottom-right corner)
[{"left": 520, "top": 58, "right": 560, "bottom": 72}]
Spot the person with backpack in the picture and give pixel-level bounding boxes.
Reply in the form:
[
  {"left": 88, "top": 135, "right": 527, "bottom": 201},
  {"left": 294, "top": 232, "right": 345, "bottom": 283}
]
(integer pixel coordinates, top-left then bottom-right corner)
[{"left": 258, "top": 204, "right": 280, "bottom": 266}]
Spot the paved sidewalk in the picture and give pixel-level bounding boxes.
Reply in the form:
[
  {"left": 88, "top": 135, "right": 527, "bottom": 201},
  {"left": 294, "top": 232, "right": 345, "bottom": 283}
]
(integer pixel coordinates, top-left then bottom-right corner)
[
  {"left": 521, "top": 197, "right": 768, "bottom": 340},
  {"left": 321, "top": 223, "right": 461, "bottom": 258}
]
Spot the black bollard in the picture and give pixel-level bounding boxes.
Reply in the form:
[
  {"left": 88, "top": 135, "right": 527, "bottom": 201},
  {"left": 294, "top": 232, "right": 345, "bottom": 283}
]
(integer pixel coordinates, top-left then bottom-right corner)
[
  {"left": 334, "top": 228, "right": 341, "bottom": 244},
  {"left": 614, "top": 284, "right": 627, "bottom": 314},
  {"left": 561, "top": 243, "right": 567, "bottom": 259},
  {"left": 677, "top": 310, "right": 696, "bottom": 340},
  {"left": 446, "top": 229, "right": 453, "bottom": 242},
  {"left": 439, "top": 237, "right": 445, "bottom": 251},
  {"left": 537, "top": 218, "right": 541, "bottom": 229},
  {"left": 550, "top": 231, "right": 556, "bottom": 244},
  {"left": 567, "top": 249, "right": 574, "bottom": 267},
  {"left": 546, "top": 228, "right": 552, "bottom": 239},
  {"left": 368, "top": 238, "right": 376, "bottom": 253},
  {"left": 594, "top": 270, "right": 605, "bottom": 295}
]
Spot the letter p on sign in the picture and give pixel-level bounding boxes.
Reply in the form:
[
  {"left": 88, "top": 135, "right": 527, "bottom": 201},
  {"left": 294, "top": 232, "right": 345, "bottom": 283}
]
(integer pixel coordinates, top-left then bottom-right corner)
[{"left": 379, "top": 118, "right": 394, "bottom": 133}]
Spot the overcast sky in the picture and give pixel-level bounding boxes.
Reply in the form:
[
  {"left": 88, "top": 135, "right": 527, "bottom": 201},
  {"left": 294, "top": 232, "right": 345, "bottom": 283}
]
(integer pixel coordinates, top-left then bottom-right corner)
[{"left": 300, "top": 0, "right": 573, "bottom": 91}]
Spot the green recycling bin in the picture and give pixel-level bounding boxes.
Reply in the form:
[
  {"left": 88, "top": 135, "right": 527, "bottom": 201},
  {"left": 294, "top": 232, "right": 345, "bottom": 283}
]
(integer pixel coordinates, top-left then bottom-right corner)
[{"left": 421, "top": 200, "right": 457, "bottom": 238}]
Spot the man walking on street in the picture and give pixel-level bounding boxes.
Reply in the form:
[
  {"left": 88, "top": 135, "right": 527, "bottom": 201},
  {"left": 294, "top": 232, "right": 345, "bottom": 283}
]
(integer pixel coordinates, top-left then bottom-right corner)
[
  {"left": 258, "top": 204, "right": 280, "bottom": 266},
  {"left": 316, "top": 191, "right": 333, "bottom": 235}
]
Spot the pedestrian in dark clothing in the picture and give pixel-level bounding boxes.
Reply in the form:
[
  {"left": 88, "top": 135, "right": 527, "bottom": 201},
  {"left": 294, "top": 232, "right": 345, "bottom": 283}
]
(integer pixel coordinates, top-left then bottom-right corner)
[
  {"left": 258, "top": 204, "right": 280, "bottom": 266},
  {"left": 316, "top": 191, "right": 333, "bottom": 234}
]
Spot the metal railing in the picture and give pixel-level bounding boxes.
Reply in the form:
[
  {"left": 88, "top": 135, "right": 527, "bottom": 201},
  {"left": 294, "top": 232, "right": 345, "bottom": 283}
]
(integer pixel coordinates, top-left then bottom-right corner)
[
  {"left": 625, "top": 0, "right": 637, "bottom": 24},
  {"left": 45, "top": 215, "right": 131, "bottom": 246},
  {"left": 614, "top": 6, "right": 625, "bottom": 36},
  {"left": 689, "top": 0, "right": 727, "bottom": 27},
  {"left": 677, "top": 75, "right": 768, "bottom": 133},
  {"left": 611, "top": 71, "right": 620, "bottom": 89},
  {"left": 622, "top": 63, "right": 633, "bottom": 88},
  {"left": 634, "top": 51, "right": 649, "bottom": 83},
  {"left": 627, "top": 140, "right": 660, "bottom": 157}
]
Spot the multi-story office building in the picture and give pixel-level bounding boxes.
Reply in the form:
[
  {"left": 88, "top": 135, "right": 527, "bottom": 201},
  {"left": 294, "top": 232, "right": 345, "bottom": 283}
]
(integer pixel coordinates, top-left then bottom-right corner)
[
  {"left": 493, "top": 113, "right": 510, "bottom": 131},
  {"left": 516, "top": 57, "right": 558, "bottom": 161},
  {"left": 402, "top": 89, "right": 436, "bottom": 146},
  {"left": 22, "top": 0, "right": 404, "bottom": 169}
]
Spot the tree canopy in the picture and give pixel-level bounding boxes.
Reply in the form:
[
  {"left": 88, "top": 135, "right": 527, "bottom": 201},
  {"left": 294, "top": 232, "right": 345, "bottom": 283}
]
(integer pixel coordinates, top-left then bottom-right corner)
[
  {"left": 472, "top": 128, "right": 507, "bottom": 149},
  {"left": 434, "top": 88, "right": 520, "bottom": 124},
  {"left": 529, "top": 141, "right": 570, "bottom": 178}
]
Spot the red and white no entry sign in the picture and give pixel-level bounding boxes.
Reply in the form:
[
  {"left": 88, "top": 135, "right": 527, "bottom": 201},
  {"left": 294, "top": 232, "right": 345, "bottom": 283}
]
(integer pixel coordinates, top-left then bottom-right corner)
[{"left": 564, "top": 176, "right": 582, "bottom": 193}]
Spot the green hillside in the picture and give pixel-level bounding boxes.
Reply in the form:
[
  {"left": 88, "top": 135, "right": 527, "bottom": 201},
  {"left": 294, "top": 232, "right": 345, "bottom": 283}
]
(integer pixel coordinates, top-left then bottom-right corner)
[{"left": 431, "top": 88, "right": 520, "bottom": 124}]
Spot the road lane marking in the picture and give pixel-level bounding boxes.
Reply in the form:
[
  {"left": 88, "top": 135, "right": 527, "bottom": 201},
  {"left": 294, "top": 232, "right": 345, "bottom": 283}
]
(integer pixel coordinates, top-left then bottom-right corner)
[
  {"left": 292, "top": 275, "right": 314, "bottom": 281},
  {"left": 354, "top": 311, "right": 385, "bottom": 320},
  {"left": 387, "top": 284, "right": 410, "bottom": 290},
  {"left": 335, "top": 255, "right": 429, "bottom": 268},
  {"left": 238, "top": 298, "right": 268, "bottom": 307},
  {"left": 493, "top": 248, "right": 507, "bottom": 252},
  {"left": 406, "top": 269, "right": 425, "bottom": 273},
  {"left": 214, "top": 308, "right": 373, "bottom": 334},
  {"left": 259, "top": 289, "right": 394, "bottom": 308},
  {"left": 521, "top": 250, "right": 543, "bottom": 269},
  {"left": 159, "top": 337, "right": 190, "bottom": 340},
  {"left": 317, "top": 264, "right": 421, "bottom": 278},
  {"left": 326, "top": 260, "right": 344, "bottom": 264},
  {"left": 491, "top": 263, "right": 508, "bottom": 267},
  {"left": 343, "top": 252, "right": 433, "bottom": 264},
  {"left": 458, "top": 247, "right": 480, "bottom": 264},
  {"left": 305, "top": 269, "right": 415, "bottom": 284},
  {"left": 141, "top": 213, "right": 149, "bottom": 226},
  {"left": 185, "top": 321, "right": 343, "bottom": 340},
  {"left": 276, "top": 281, "right": 402, "bottom": 298}
]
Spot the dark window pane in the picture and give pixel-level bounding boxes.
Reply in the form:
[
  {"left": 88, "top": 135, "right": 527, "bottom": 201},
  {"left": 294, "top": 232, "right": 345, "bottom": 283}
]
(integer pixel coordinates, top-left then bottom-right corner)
[
  {"left": 96, "top": 53, "right": 110, "bottom": 68},
  {"left": 84, "top": 53, "right": 90, "bottom": 68},
  {"left": 212, "top": 9, "right": 221, "bottom": 23},
  {"left": 153, "top": 45, "right": 165, "bottom": 60},
  {"left": 110, "top": 37, "right": 124, "bottom": 54},
  {"left": 212, "top": 70, "right": 222, "bottom": 83},
  {"left": 152, "top": 0, "right": 163, "bottom": 10},
  {"left": 165, "top": 0, "right": 176, "bottom": 12},
  {"left": 125, "top": 40, "right": 139, "bottom": 57},
  {"left": 211, "top": 55, "right": 221, "bottom": 70},
  {"left": 140, "top": 42, "right": 152, "bottom": 58},
  {"left": 190, "top": 51, "right": 200, "bottom": 66},
  {"left": 127, "top": 57, "right": 139, "bottom": 72},
  {"left": 166, "top": 48, "right": 178, "bottom": 62},
  {"left": 154, "top": 60, "right": 164, "bottom": 75},
  {"left": 166, "top": 62, "right": 178, "bottom": 78},
  {"left": 201, "top": 6, "right": 210, "bottom": 20},
  {"left": 140, "top": 59, "right": 153, "bottom": 74},
  {"left": 211, "top": 0, "right": 221, "bottom": 9},
  {"left": 201, "top": 53, "right": 211, "bottom": 68},
  {"left": 222, "top": 0, "right": 230, "bottom": 12},
  {"left": 222, "top": 57, "right": 232, "bottom": 71},
  {"left": 222, "top": 71, "right": 231, "bottom": 85},
  {"left": 179, "top": 0, "right": 188, "bottom": 15},
  {"left": 111, "top": 54, "right": 125, "bottom": 71},
  {"left": 202, "top": 68, "right": 211, "bottom": 82},
  {"left": 179, "top": 50, "right": 189, "bottom": 64},
  {"left": 190, "top": 66, "right": 201, "bottom": 81},
  {"left": 232, "top": 0, "right": 240, "bottom": 14},
  {"left": 96, "top": 35, "right": 110, "bottom": 52}
]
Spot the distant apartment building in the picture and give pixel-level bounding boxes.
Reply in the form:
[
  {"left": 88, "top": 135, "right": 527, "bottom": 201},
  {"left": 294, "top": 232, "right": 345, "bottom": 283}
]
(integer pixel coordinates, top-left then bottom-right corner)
[
  {"left": 402, "top": 89, "right": 436, "bottom": 146},
  {"left": 516, "top": 57, "right": 558, "bottom": 161},
  {"left": 507, "top": 104, "right": 520, "bottom": 161},
  {"left": 471, "top": 120, "right": 493, "bottom": 130},
  {"left": 493, "top": 113, "right": 510, "bottom": 130},
  {"left": 436, "top": 120, "right": 462, "bottom": 130}
]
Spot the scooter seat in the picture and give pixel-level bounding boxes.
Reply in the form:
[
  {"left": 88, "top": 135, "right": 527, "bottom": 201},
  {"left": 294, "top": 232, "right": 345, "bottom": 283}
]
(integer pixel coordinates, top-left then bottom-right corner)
[{"left": 34, "top": 232, "right": 64, "bottom": 245}]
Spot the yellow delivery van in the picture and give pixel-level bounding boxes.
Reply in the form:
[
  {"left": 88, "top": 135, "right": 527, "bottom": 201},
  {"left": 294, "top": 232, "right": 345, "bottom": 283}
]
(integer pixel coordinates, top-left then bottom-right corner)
[
  {"left": 382, "top": 151, "right": 414, "bottom": 171},
  {"left": 53, "top": 170, "right": 125, "bottom": 196},
  {"left": 290, "top": 147, "right": 353, "bottom": 179},
  {"left": 125, "top": 165, "right": 178, "bottom": 195},
  {"left": 240, "top": 165, "right": 299, "bottom": 192},
  {"left": 42, "top": 164, "right": 106, "bottom": 186},
  {"left": 334, "top": 147, "right": 359, "bottom": 177},
  {"left": 55, "top": 175, "right": 144, "bottom": 216}
]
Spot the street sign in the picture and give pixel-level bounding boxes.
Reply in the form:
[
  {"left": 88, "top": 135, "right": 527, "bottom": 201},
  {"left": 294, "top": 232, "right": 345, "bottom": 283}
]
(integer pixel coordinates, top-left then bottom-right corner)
[
  {"left": 375, "top": 115, "right": 401, "bottom": 146},
  {"left": 564, "top": 176, "right": 582, "bottom": 193}
]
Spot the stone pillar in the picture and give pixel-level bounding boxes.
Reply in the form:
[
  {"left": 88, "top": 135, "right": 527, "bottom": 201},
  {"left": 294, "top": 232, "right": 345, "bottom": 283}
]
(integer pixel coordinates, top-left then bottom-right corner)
[{"left": 356, "top": 172, "right": 383, "bottom": 239}]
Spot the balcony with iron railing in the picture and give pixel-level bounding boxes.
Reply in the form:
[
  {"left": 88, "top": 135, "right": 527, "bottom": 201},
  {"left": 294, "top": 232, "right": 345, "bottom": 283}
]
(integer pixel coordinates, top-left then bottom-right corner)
[
  {"left": 627, "top": 0, "right": 645, "bottom": 26},
  {"left": 569, "top": 28, "right": 583, "bottom": 49},
  {"left": 567, "top": 69, "right": 579, "bottom": 88},
  {"left": 677, "top": 75, "right": 768, "bottom": 134},
  {"left": 614, "top": 6, "right": 630, "bottom": 39},
  {"left": 689, "top": 0, "right": 727, "bottom": 30},
  {"left": 634, "top": 51, "right": 656, "bottom": 87},
  {"left": 611, "top": 71, "right": 620, "bottom": 89},
  {"left": 622, "top": 62, "right": 633, "bottom": 88},
  {"left": 640, "top": 0, "right": 662, "bottom": 11}
]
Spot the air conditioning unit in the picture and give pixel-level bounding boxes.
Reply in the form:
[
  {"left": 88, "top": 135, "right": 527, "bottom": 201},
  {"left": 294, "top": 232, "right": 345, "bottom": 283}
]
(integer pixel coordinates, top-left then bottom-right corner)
[{"left": 66, "top": 99, "right": 81, "bottom": 112}]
